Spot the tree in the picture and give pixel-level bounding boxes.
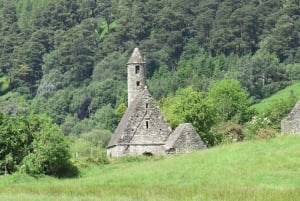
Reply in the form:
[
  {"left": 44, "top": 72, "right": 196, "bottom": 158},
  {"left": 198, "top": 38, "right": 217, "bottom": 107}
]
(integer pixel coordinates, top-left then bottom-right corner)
[
  {"left": 233, "top": 51, "right": 288, "bottom": 100},
  {"left": 261, "top": 14, "right": 299, "bottom": 61},
  {"left": 22, "top": 115, "right": 74, "bottom": 176},
  {"left": 54, "top": 19, "right": 97, "bottom": 83},
  {"left": 206, "top": 79, "right": 254, "bottom": 123},
  {"left": 0, "top": 113, "right": 33, "bottom": 174},
  {"left": 0, "top": 113, "right": 76, "bottom": 177},
  {"left": 228, "top": 5, "right": 260, "bottom": 54},
  {"left": 97, "top": 0, "right": 116, "bottom": 31},
  {"left": 192, "top": 0, "right": 219, "bottom": 55},
  {"left": 160, "top": 87, "right": 218, "bottom": 145}
]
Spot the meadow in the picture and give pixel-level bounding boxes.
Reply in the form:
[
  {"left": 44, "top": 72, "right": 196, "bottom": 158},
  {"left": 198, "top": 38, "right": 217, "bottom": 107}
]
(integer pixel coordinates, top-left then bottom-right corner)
[{"left": 1, "top": 135, "right": 300, "bottom": 201}]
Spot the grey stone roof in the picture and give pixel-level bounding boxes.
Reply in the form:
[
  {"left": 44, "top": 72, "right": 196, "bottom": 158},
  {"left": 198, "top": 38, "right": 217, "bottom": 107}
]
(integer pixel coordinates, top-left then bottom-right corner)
[
  {"left": 165, "top": 124, "right": 185, "bottom": 149},
  {"left": 107, "top": 87, "right": 171, "bottom": 148},
  {"left": 127, "top": 47, "right": 146, "bottom": 64},
  {"left": 107, "top": 91, "right": 141, "bottom": 148},
  {"left": 286, "top": 101, "right": 300, "bottom": 120},
  {"left": 165, "top": 123, "right": 207, "bottom": 150}
]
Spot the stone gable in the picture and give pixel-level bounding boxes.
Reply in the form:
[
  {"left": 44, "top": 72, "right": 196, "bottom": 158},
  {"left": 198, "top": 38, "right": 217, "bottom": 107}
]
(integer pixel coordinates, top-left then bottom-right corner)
[
  {"left": 107, "top": 88, "right": 172, "bottom": 157},
  {"left": 107, "top": 48, "right": 207, "bottom": 157},
  {"left": 165, "top": 123, "right": 207, "bottom": 154},
  {"left": 281, "top": 101, "right": 300, "bottom": 134}
]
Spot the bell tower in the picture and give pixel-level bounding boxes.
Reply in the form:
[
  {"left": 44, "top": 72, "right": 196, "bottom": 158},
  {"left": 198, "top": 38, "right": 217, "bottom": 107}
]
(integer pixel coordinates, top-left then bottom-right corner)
[{"left": 127, "top": 48, "right": 146, "bottom": 107}]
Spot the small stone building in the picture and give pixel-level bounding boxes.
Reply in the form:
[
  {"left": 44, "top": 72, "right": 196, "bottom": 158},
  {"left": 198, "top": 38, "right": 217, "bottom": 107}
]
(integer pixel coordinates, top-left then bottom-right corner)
[
  {"left": 165, "top": 123, "right": 207, "bottom": 154},
  {"left": 107, "top": 48, "right": 207, "bottom": 157},
  {"left": 281, "top": 101, "right": 300, "bottom": 134}
]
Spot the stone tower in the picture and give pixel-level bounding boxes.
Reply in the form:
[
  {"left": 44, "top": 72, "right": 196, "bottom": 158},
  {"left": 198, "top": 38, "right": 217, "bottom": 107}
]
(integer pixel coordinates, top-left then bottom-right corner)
[
  {"left": 107, "top": 48, "right": 207, "bottom": 157},
  {"left": 127, "top": 48, "right": 146, "bottom": 107}
]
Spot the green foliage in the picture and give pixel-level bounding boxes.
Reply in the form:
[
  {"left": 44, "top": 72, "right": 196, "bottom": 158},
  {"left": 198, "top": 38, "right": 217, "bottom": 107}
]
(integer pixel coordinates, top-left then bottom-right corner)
[
  {"left": 0, "top": 76, "right": 9, "bottom": 94},
  {"left": 261, "top": 14, "right": 299, "bottom": 61},
  {"left": 115, "top": 103, "right": 127, "bottom": 120},
  {"left": 263, "top": 96, "right": 298, "bottom": 129},
  {"left": 98, "top": 21, "right": 118, "bottom": 41},
  {"left": 1, "top": 135, "right": 300, "bottom": 200},
  {"left": 160, "top": 87, "right": 218, "bottom": 145},
  {"left": 70, "top": 129, "right": 112, "bottom": 165},
  {"left": 244, "top": 116, "right": 273, "bottom": 140},
  {"left": 22, "top": 118, "right": 73, "bottom": 177},
  {"left": 206, "top": 79, "right": 254, "bottom": 123},
  {"left": 0, "top": 0, "right": 300, "bottom": 152},
  {"left": 252, "top": 81, "right": 300, "bottom": 114},
  {"left": 0, "top": 112, "right": 77, "bottom": 177},
  {"left": 209, "top": 122, "right": 244, "bottom": 145}
]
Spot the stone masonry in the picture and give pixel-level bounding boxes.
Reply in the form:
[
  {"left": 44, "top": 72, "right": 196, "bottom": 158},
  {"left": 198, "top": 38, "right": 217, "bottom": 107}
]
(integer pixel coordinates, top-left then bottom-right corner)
[
  {"left": 107, "top": 48, "right": 207, "bottom": 157},
  {"left": 281, "top": 101, "right": 300, "bottom": 134}
]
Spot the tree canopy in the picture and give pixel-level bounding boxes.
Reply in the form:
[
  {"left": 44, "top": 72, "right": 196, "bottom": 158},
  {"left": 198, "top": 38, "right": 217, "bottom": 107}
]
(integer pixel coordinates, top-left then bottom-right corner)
[{"left": 0, "top": 0, "right": 299, "bottom": 148}]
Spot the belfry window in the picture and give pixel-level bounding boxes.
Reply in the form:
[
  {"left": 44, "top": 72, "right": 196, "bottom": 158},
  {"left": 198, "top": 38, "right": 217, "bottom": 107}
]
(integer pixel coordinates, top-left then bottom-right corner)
[
  {"left": 146, "top": 121, "right": 149, "bottom": 129},
  {"left": 135, "top": 65, "right": 140, "bottom": 74},
  {"left": 136, "top": 81, "right": 140, "bottom": 86},
  {"left": 146, "top": 103, "right": 149, "bottom": 108}
]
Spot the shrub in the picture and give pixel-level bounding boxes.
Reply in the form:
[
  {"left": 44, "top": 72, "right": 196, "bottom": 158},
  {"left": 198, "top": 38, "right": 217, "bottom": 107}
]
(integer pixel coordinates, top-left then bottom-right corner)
[
  {"left": 209, "top": 122, "right": 244, "bottom": 145},
  {"left": 244, "top": 116, "right": 272, "bottom": 140},
  {"left": 0, "top": 112, "right": 78, "bottom": 177},
  {"left": 255, "top": 128, "right": 277, "bottom": 140}
]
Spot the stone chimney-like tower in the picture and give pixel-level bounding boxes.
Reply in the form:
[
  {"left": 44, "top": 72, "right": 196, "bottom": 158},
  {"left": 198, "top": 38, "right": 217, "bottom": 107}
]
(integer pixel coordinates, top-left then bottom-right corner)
[{"left": 127, "top": 48, "right": 146, "bottom": 107}]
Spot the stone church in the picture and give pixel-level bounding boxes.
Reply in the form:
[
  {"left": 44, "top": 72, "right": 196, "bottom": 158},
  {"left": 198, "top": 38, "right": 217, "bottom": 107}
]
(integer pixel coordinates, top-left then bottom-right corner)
[{"left": 107, "top": 48, "right": 207, "bottom": 157}]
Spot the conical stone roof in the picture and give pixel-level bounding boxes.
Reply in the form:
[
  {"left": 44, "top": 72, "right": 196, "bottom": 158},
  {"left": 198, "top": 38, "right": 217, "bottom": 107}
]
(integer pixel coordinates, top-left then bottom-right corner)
[
  {"left": 127, "top": 47, "right": 146, "bottom": 64},
  {"left": 165, "top": 123, "right": 207, "bottom": 153}
]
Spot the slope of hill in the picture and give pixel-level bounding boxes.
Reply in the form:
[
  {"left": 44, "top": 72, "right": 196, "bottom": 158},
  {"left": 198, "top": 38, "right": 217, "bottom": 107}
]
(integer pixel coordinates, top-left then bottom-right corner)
[
  {"left": 1, "top": 135, "right": 300, "bottom": 201},
  {"left": 1, "top": 0, "right": 300, "bottom": 137},
  {"left": 252, "top": 81, "right": 300, "bottom": 114}
]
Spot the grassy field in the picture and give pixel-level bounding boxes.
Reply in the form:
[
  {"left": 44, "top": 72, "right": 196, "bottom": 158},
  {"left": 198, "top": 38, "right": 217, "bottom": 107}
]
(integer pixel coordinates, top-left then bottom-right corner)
[
  {"left": 1, "top": 135, "right": 300, "bottom": 201},
  {"left": 252, "top": 81, "right": 300, "bottom": 113}
]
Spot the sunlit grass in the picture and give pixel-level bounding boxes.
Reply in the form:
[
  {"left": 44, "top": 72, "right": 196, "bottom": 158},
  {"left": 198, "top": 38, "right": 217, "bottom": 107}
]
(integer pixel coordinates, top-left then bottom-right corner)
[
  {"left": 1, "top": 135, "right": 300, "bottom": 200},
  {"left": 252, "top": 81, "right": 300, "bottom": 113}
]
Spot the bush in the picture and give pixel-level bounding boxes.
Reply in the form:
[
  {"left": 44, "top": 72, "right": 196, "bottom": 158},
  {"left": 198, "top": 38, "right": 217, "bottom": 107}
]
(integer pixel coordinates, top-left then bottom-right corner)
[
  {"left": 255, "top": 128, "right": 277, "bottom": 140},
  {"left": 0, "top": 112, "right": 78, "bottom": 177},
  {"left": 244, "top": 116, "right": 272, "bottom": 140},
  {"left": 209, "top": 122, "right": 244, "bottom": 145}
]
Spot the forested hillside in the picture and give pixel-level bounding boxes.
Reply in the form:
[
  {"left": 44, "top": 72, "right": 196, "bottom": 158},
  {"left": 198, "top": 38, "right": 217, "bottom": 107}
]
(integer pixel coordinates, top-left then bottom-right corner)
[{"left": 0, "top": 0, "right": 300, "bottom": 149}]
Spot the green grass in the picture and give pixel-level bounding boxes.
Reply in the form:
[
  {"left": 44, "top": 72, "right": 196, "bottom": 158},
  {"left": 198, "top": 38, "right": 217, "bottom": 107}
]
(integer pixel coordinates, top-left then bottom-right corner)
[
  {"left": 252, "top": 81, "right": 300, "bottom": 113},
  {"left": 1, "top": 135, "right": 300, "bottom": 200}
]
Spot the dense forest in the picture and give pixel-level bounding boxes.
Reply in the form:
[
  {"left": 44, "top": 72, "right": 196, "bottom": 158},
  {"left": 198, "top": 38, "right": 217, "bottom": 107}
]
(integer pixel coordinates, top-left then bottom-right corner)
[{"left": 0, "top": 0, "right": 300, "bottom": 175}]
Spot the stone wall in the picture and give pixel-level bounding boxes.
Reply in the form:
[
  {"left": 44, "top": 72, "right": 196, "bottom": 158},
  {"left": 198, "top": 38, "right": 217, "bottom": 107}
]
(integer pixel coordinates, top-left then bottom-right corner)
[
  {"left": 281, "top": 101, "right": 300, "bottom": 134},
  {"left": 127, "top": 48, "right": 146, "bottom": 107},
  {"left": 107, "top": 48, "right": 207, "bottom": 157},
  {"left": 107, "top": 144, "right": 166, "bottom": 157},
  {"left": 281, "top": 119, "right": 300, "bottom": 134},
  {"left": 129, "top": 90, "right": 171, "bottom": 145}
]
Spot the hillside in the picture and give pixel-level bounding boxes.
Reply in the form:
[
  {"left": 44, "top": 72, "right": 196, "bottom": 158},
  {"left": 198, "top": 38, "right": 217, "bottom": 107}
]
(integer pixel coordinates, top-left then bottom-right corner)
[
  {"left": 1, "top": 135, "right": 300, "bottom": 201},
  {"left": 252, "top": 81, "right": 300, "bottom": 114},
  {"left": 0, "top": 0, "right": 300, "bottom": 138},
  {"left": 1, "top": 0, "right": 300, "bottom": 182}
]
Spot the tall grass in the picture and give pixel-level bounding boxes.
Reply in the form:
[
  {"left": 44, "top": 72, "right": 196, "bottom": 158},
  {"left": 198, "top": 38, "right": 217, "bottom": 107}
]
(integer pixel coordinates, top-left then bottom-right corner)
[{"left": 1, "top": 135, "right": 300, "bottom": 201}]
